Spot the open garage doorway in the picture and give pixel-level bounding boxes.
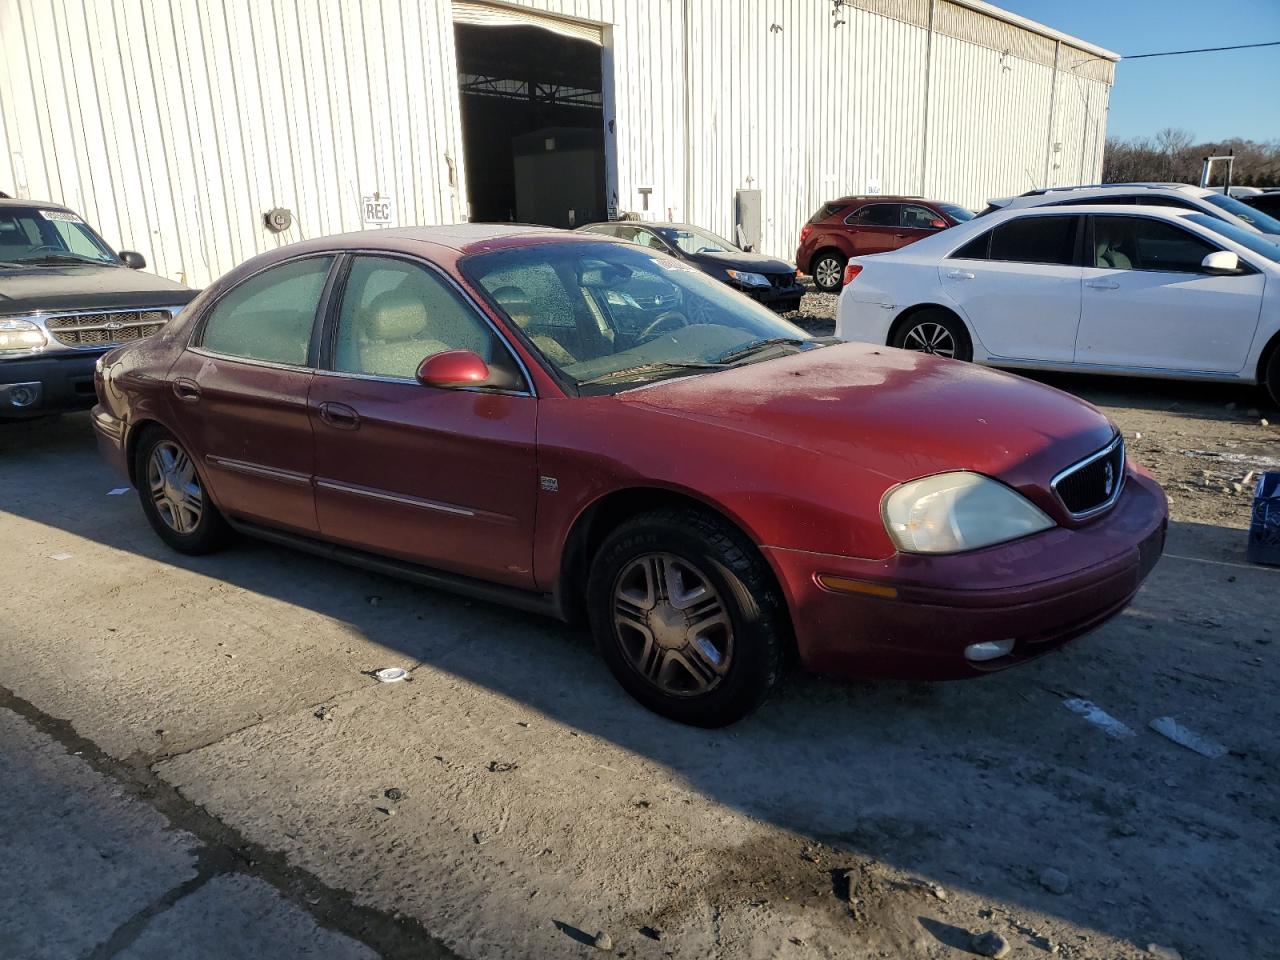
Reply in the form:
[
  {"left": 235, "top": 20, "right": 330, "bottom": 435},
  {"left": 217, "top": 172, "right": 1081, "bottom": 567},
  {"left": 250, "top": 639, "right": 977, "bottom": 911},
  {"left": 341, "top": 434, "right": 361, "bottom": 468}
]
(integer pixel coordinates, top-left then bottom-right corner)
[{"left": 454, "top": 13, "right": 608, "bottom": 228}]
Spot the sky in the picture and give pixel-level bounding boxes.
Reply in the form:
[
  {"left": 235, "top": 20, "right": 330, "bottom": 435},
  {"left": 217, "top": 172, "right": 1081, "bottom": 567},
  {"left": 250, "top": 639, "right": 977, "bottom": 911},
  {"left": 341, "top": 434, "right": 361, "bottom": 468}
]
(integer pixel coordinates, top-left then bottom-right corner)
[{"left": 996, "top": 0, "right": 1280, "bottom": 144}]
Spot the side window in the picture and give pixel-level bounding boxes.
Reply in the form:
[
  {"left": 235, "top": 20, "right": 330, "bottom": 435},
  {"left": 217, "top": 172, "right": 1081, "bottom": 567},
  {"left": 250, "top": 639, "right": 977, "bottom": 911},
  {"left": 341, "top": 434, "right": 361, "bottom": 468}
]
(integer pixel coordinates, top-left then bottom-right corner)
[
  {"left": 1092, "top": 216, "right": 1219, "bottom": 273},
  {"left": 901, "top": 205, "right": 941, "bottom": 229},
  {"left": 333, "top": 256, "right": 507, "bottom": 379},
  {"left": 989, "top": 216, "right": 1078, "bottom": 265},
  {"left": 846, "top": 203, "right": 901, "bottom": 227},
  {"left": 199, "top": 256, "right": 333, "bottom": 365},
  {"left": 1134, "top": 196, "right": 1199, "bottom": 211},
  {"left": 951, "top": 231, "right": 991, "bottom": 259}
]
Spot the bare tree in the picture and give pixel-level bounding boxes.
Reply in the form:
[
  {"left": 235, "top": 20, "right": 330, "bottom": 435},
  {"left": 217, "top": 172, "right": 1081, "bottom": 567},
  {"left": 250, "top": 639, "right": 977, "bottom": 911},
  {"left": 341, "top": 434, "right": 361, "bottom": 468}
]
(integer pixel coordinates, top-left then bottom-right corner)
[{"left": 1103, "top": 131, "right": 1280, "bottom": 187}]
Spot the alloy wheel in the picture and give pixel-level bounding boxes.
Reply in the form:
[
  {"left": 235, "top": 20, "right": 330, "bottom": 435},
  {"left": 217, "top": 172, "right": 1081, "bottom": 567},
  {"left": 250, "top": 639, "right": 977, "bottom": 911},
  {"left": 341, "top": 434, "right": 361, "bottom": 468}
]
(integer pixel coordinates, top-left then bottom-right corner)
[
  {"left": 611, "top": 552, "right": 733, "bottom": 697},
  {"left": 902, "top": 321, "right": 957, "bottom": 358},
  {"left": 147, "top": 441, "right": 204, "bottom": 534},
  {"left": 814, "top": 258, "right": 842, "bottom": 290}
]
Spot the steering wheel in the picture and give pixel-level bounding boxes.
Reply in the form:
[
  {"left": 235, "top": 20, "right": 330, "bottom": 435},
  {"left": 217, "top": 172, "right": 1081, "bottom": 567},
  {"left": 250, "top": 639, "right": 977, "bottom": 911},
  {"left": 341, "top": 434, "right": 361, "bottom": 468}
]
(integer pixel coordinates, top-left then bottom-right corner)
[{"left": 635, "top": 310, "right": 690, "bottom": 344}]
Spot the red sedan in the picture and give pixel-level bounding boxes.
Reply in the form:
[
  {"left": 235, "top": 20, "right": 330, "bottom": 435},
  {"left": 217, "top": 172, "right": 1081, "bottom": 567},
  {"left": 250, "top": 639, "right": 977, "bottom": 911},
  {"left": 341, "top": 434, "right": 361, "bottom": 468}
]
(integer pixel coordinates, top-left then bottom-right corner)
[{"left": 93, "top": 225, "right": 1167, "bottom": 726}]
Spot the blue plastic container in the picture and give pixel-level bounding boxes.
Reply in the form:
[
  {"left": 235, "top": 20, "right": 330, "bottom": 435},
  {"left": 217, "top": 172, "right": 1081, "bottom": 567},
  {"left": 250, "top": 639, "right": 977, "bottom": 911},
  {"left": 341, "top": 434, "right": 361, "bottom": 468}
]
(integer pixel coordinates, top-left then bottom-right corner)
[{"left": 1247, "top": 471, "right": 1280, "bottom": 567}]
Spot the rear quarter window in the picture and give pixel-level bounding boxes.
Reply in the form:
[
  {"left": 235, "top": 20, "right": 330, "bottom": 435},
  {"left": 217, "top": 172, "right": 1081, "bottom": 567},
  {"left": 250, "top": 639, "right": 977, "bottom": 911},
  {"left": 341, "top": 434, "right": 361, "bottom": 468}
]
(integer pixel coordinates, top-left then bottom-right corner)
[{"left": 808, "top": 202, "right": 848, "bottom": 223}]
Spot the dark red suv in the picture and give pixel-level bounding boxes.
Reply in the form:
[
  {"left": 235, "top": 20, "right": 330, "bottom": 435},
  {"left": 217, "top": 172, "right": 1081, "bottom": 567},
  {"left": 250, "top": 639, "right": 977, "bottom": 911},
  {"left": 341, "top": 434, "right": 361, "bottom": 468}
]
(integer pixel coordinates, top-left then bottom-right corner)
[{"left": 797, "top": 196, "right": 975, "bottom": 291}]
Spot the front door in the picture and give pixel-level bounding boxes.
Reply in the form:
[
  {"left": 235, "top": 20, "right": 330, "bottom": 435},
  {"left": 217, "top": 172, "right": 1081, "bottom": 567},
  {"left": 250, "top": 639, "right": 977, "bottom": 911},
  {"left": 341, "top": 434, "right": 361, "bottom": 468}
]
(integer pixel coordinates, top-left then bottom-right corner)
[
  {"left": 168, "top": 254, "right": 335, "bottom": 533},
  {"left": 941, "top": 214, "right": 1083, "bottom": 363},
  {"left": 308, "top": 254, "right": 539, "bottom": 588},
  {"left": 1076, "top": 214, "right": 1265, "bottom": 373}
]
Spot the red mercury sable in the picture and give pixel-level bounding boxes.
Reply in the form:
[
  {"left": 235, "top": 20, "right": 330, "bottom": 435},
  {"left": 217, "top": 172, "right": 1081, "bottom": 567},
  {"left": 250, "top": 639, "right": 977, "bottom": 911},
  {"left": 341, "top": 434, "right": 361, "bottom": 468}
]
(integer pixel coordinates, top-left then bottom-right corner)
[{"left": 93, "top": 225, "right": 1167, "bottom": 726}]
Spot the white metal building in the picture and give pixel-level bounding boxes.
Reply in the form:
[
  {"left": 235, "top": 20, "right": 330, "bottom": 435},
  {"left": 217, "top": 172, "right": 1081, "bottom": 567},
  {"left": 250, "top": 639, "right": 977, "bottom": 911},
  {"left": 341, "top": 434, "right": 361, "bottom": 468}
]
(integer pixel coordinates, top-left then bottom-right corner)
[{"left": 0, "top": 0, "right": 1117, "bottom": 287}]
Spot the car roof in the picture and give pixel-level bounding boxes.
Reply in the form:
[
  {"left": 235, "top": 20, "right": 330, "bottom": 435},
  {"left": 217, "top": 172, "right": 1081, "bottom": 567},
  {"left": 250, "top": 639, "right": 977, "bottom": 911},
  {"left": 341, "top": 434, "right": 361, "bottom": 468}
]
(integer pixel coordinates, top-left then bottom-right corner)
[
  {"left": 831, "top": 195, "right": 927, "bottom": 203},
  {"left": 0, "top": 198, "right": 75, "bottom": 211}
]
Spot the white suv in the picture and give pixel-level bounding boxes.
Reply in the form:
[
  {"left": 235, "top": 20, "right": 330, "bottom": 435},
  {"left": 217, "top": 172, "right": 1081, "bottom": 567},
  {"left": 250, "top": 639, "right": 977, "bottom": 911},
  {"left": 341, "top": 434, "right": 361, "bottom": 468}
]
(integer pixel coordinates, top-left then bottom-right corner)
[{"left": 985, "top": 183, "right": 1280, "bottom": 237}]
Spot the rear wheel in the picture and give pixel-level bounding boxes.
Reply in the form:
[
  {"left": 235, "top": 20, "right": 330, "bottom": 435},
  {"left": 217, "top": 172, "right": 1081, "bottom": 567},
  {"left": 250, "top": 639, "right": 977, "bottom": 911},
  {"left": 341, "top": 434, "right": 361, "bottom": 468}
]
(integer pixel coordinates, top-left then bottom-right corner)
[
  {"left": 811, "top": 250, "right": 846, "bottom": 293},
  {"left": 1264, "top": 343, "right": 1280, "bottom": 408},
  {"left": 134, "top": 426, "right": 230, "bottom": 554},
  {"left": 587, "top": 508, "right": 788, "bottom": 727},
  {"left": 891, "top": 308, "right": 973, "bottom": 362}
]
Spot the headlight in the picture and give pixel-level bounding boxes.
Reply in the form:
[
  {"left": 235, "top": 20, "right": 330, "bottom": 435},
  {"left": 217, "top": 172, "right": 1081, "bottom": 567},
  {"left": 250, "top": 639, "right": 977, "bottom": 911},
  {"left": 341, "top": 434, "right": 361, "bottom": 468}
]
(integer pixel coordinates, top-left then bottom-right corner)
[
  {"left": 0, "top": 318, "right": 47, "bottom": 354},
  {"left": 882, "top": 471, "right": 1054, "bottom": 554},
  {"left": 725, "top": 269, "right": 769, "bottom": 289}
]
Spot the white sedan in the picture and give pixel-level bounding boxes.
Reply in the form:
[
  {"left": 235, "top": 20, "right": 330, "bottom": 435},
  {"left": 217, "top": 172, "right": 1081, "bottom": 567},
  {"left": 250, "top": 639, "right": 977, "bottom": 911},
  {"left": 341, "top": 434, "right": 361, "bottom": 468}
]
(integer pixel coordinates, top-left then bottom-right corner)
[{"left": 835, "top": 204, "right": 1280, "bottom": 404}]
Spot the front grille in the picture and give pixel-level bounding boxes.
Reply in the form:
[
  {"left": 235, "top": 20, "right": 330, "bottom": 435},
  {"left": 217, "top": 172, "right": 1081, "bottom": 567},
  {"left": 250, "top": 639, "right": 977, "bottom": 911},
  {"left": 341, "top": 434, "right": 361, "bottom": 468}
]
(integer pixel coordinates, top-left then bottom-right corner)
[
  {"left": 44, "top": 310, "right": 171, "bottom": 347},
  {"left": 767, "top": 271, "right": 797, "bottom": 289},
  {"left": 1053, "top": 436, "right": 1126, "bottom": 517}
]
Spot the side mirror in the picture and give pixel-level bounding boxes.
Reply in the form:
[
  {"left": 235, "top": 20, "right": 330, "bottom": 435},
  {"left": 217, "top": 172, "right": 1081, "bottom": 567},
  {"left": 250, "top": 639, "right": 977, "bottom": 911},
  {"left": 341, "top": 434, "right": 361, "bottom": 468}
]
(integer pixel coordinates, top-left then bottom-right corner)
[
  {"left": 929, "top": 219, "right": 947, "bottom": 230},
  {"left": 416, "top": 349, "right": 491, "bottom": 388},
  {"left": 742, "top": 243, "right": 754, "bottom": 253},
  {"left": 119, "top": 250, "right": 146, "bottom": 270},
  {"left": 1201, "top": 250, "right": 1240, "bottom": 275}
]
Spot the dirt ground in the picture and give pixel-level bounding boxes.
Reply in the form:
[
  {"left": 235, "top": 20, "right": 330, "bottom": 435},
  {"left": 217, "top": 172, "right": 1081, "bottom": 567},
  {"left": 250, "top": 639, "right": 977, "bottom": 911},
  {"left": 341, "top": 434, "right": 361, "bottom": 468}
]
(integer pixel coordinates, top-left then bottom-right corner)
[{"left": 1, "top": 302, "right": 1277, "bottom": 960}]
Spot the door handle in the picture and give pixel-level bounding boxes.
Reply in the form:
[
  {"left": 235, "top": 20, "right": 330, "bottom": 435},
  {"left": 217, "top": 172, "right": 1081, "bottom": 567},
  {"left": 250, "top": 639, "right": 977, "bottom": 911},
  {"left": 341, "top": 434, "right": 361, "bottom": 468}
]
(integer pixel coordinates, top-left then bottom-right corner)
[
  {"left": 945, "top": 269, "right": 975, "bottom": 280},
  {"left": 318, "top": 401, "right": 360, "bottom": 430},
  {"left": 894, "top": 233, "right": 908, "bottom": 239},
  {"left": 172, "top": 378, "right": 201, "bottom": 403},
  {"left": 1086, "top": 280, "right": 1120, "bottom": 290}
]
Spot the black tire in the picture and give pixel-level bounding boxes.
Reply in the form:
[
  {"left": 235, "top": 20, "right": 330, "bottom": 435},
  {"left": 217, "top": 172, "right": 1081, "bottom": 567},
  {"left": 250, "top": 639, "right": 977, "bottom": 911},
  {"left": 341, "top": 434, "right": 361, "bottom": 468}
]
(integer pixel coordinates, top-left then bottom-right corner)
[
  {"left": 1264, "top": 343, "right": 1280, "bottom": 408},
  {"left": 891, "top": 308, "right": 973, "bottom": 362},
  {"left": 586, "top": 508, "right": 789, "bottom": 727},
  {"left": 134, "top": 425, "right": 231, "bottom": 554},
  {"left": 810, "top": 249, "right": 847, "bottom": 293}
]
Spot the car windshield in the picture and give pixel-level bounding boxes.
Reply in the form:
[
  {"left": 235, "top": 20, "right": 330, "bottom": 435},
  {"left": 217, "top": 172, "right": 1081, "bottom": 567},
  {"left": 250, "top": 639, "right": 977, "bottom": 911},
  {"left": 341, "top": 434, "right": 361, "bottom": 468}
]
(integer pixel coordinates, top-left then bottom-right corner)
[
  {"left": 937, "top": 203, "right": 976, "bottom": 222},
  {"left": 650, "top": 224, "right": 738, "bottom": 255},
  {"left": 1186, "top": 214, "right": 1280, "bottom": 264},
  {"left": 1204, "top": 193, "right": 1280, "bottom": 235},
  {"left": 463, "top": 241, "right": 817, "bottom": 392},
  {"left": 0, "top": 207, "right": 119, "bottom": 265}
]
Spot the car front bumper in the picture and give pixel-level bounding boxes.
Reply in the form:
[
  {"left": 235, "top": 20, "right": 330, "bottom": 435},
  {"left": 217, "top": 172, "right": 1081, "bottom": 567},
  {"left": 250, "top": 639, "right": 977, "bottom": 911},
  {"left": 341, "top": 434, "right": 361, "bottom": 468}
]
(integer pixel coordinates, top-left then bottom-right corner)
[
  {"left": 763, "top": 470, "right": 1168, "bottom": 680},
  {"left": 0, "top": 351, "right": 104, "bottom": 417},
  {"left": 739, "top": 282, "right": 805, "bottom": 313}
]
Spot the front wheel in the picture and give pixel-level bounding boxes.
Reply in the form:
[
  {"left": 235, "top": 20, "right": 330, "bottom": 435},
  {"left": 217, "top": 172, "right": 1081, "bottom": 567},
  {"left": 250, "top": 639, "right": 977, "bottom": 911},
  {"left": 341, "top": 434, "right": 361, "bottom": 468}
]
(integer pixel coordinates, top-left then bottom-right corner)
[
  {"left": 134, "top": 426, "right": 230, "bottom": 554},
  {"left": 891, "top": 309, "right": 973, "bottom": 362},
  {"left": 587, "top": 508, "right": 789, "bottom": 727},
  {"left": 1264, "top": 345, "right": 1280, "bottom": 408}
]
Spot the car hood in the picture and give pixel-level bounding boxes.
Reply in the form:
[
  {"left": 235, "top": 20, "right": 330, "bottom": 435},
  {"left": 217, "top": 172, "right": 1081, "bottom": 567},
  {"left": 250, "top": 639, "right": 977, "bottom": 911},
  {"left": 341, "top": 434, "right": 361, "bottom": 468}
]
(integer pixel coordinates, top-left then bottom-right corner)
[
  {"left": 0, "top": 262, "right": 194, "bottom": 314},
  {"left": 690, "top": 250, "right": 795, "bottom": 275},
  {"left": 618, "top": 342, "right": 1115, "bottom": 487}
]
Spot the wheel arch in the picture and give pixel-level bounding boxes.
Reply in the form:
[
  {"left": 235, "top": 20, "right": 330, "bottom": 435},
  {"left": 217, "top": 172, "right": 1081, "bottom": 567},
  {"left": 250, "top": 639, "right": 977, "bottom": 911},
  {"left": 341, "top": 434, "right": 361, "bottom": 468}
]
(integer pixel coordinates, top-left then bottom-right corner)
[
  {"left": 557, "top": 486, "right": 790, "bottom": 645},
  {"left": 808, "top": 244, "right": 848, "bottom": 276},
  {"left": 1256, "top": 328, "right": 1280, "bottom": 387},
  {"left": 124, "top": 418, "right": 165, "bottom": 487}
]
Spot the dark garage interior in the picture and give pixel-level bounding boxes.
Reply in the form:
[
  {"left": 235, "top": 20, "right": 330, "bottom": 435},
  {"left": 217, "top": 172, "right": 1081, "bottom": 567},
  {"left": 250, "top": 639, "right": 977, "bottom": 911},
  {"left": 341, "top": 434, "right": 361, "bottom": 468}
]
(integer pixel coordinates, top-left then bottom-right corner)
[{"left": 454, "top": 22, "right": 607, "bottom": 228}]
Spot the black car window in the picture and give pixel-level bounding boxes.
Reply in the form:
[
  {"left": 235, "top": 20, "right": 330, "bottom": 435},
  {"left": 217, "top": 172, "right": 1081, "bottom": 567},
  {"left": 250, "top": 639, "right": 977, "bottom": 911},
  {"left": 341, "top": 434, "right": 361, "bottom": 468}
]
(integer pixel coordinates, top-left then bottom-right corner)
[
  {"left": 989, "top": 215, "right": 1078, "bottom": 265},
  {"left": 1091, "top": 215, "right": 1220, "bottom": 273},
  {"left": 845, "top": 203, "right": 901, "bottom": 227},
  {"left": 333, "top": 256, "right": 508, "bottom": 380},
  {"left": 1052, "top": 195, "right": 1136, "bottom": 207},
  {"left": 199, "top": 256, "right": 333, "bottom": 365},
  {"left": 950, "top": 231, "right": 992, "bottom": 259},
  {"left": 901, "top": 205, "right": 942, "bottom": 229},
  {"left": 1134, "top": 195, "right": 1201, "bottom": 211}
]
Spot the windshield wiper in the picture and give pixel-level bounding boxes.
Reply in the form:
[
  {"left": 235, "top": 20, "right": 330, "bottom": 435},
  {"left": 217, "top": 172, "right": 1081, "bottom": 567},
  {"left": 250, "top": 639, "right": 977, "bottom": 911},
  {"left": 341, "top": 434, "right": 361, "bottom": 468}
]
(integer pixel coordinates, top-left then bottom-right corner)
[
  {"left": 714, "top": 337, "right": 809, "bottom": 365},
  {"left": 18, "top": 254, "right": 109, "bottom": 265},
  {"left": 576, "top": 360, "right": 727, "bottom": 387}
]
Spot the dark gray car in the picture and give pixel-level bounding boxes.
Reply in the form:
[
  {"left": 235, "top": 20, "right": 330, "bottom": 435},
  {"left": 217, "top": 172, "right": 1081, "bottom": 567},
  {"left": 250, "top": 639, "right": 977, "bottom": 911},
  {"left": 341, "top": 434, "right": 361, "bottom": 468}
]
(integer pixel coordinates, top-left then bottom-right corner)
[
  {"left": 579, "top": 221, "right": 804, "bottom": 312},
  {"left": 0, "top": 199, "right": 195, "bottom": 418}
]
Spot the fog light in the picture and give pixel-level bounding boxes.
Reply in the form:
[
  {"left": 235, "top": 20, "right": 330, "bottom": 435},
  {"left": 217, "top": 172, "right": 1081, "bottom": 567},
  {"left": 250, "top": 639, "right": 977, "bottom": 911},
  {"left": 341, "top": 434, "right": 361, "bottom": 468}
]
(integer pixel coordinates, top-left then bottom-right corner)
[
  {"left": 9, "top": 385, "right": 38, "bottom": 407},
  {"left": 964, "top": 639, "right": 1014, "bottom": 662}
]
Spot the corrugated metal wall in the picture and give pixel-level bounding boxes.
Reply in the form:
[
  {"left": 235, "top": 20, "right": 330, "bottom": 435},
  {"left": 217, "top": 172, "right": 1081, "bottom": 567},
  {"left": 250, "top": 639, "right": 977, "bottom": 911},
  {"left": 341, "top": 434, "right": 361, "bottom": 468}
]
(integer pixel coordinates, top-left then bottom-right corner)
[{"left": 0, "top": 0, "right": 1112, "bottom": 284}]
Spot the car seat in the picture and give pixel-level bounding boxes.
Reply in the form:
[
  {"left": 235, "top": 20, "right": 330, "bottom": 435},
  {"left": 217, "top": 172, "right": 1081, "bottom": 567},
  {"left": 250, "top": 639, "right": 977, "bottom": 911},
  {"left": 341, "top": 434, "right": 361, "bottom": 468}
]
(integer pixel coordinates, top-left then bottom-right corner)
[
  {"left": 1094, "top": 228, "right": 1133, "bottom": 269},
  {"left": 490, "top": 284, "right": 577, "bottom": 366},
  {"left": 342, "top": 288, "right": 447, "bottom": 379}
]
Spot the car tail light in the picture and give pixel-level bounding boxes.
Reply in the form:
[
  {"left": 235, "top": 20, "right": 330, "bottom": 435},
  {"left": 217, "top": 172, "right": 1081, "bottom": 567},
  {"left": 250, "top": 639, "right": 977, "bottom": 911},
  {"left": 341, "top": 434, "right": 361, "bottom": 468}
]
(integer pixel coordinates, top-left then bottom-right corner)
[
  {"left": 799, "top": 224, "right": 813, "bottom": 244},
  {"left": 843, "top": 263, "right": 862, "bottom": 285}
]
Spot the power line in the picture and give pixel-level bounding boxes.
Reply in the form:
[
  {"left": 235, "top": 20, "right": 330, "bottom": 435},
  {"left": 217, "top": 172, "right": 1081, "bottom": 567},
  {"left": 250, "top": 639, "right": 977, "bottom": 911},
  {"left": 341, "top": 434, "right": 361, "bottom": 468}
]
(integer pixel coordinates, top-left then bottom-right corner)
[{"left": 1122, "top": 40, "right": 1280, "bottom": 60}]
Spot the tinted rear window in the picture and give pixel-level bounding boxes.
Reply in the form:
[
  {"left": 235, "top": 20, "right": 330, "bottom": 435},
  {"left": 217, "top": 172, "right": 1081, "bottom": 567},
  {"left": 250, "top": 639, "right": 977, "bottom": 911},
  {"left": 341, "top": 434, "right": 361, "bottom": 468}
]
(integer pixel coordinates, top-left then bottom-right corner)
[
  {"left": 808, "top": 202, "right": 849, "bottom": 223},
  {"left": 989, "top": 216, "right": 1078, "bottom": 265}
]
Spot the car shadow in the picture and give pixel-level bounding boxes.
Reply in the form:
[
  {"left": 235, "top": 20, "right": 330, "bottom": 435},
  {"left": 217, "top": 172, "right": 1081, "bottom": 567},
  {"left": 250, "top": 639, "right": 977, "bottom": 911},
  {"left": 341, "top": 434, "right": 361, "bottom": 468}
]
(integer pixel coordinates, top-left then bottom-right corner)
[{"left": 2, "top": 412, "right": 1277, "bottom": 959}]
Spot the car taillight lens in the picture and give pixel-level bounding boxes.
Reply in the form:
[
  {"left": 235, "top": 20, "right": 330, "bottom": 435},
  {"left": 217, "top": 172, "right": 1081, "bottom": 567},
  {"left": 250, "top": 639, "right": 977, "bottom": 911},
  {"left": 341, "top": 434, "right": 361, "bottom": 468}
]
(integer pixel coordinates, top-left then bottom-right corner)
[
  {"left": 800, "top": 224, "right": 812, "bottom": 243},
  {"left": 843, "top": 263, "right": 863, "bottom": 285}
]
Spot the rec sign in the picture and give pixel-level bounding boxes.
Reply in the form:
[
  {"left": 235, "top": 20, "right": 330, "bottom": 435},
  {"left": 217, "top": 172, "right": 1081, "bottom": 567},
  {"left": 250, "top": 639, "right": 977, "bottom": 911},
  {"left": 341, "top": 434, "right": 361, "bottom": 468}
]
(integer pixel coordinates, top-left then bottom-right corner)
[{"left": 361, "top": 193, "right": 393, "bottom": 225}]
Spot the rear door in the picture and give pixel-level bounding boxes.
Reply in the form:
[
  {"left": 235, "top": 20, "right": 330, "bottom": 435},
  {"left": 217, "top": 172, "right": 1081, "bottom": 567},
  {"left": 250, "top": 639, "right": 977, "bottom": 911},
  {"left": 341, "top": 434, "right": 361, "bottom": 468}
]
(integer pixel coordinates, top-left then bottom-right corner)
[
  {"left": 940, "top": 214, "right": 1083, "bottom": 363},
  {"left": 1076, "top": 214, "right": 1265, "bottom": 372},
  {"left": 308, "top": 254, "right": 539, "bottom": 588},
  {"left": 844, "top": 203, "right": 904, "bottom": 256},
  {"left": 168, "top": 255, "right": 334, "bottom": 533}
]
